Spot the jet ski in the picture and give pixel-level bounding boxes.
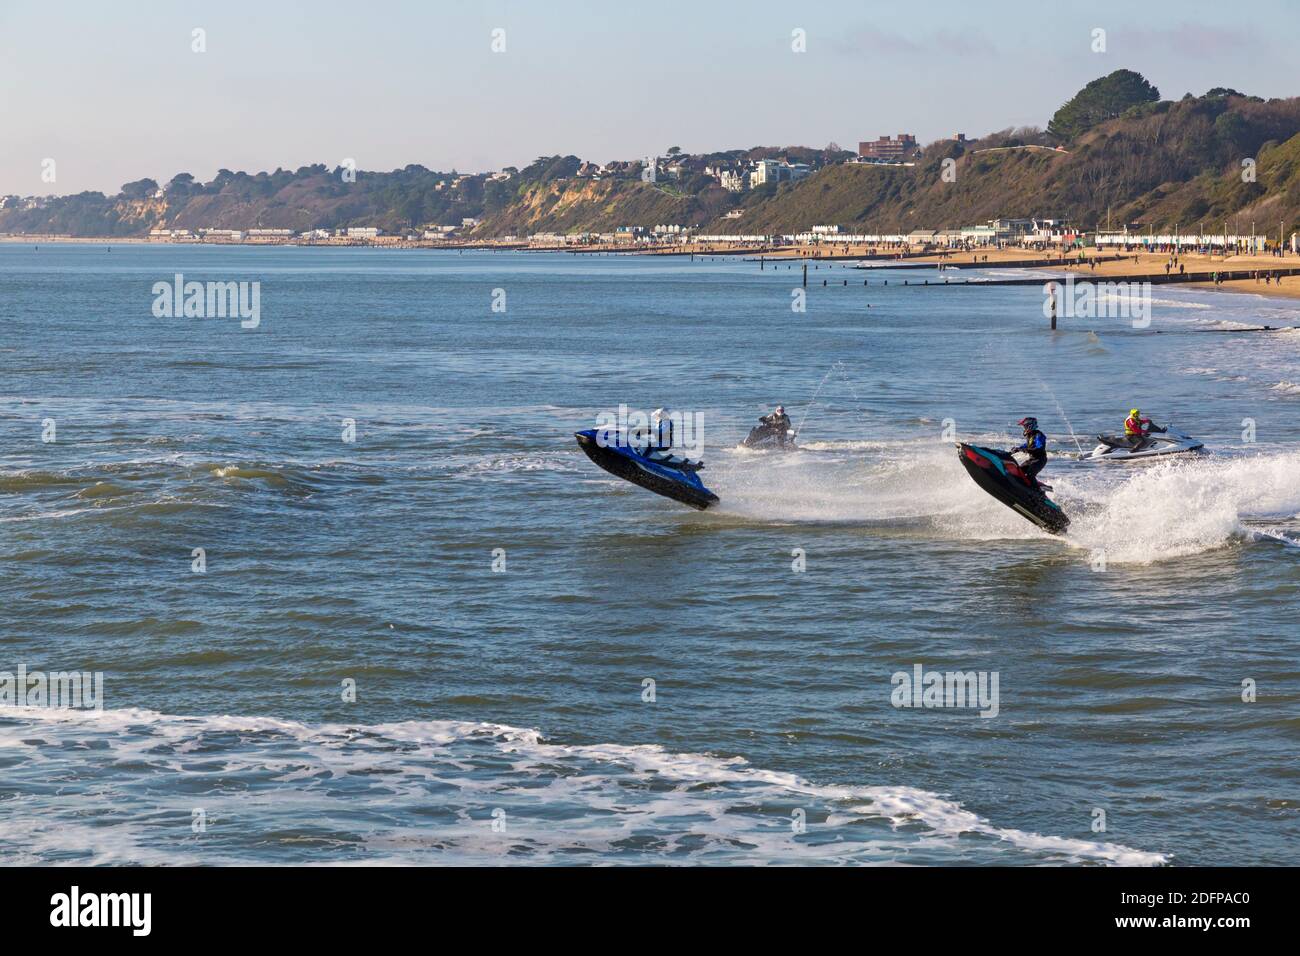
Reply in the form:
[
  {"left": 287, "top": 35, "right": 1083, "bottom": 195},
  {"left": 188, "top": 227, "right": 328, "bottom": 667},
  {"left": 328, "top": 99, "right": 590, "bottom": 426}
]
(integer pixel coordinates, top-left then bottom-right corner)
[
  {"left": 1082, "top": 426, "right": 1203, "bottom": 462},
  {"left": 957, "top": 443, "right": 1070, "bottom": 535},
  {"left": 575, "top": 429, "right": 720, "bottom": 510},
  {"left": 741, "top": 420, "right": 797, "bottom": 451}
]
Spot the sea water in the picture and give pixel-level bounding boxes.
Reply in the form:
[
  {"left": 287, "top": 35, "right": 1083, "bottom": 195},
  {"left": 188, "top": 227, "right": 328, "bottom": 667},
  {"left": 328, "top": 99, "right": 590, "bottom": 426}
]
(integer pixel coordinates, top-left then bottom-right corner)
[{"left": 1, "top": 244, "right": 1297, "bottom": 865}]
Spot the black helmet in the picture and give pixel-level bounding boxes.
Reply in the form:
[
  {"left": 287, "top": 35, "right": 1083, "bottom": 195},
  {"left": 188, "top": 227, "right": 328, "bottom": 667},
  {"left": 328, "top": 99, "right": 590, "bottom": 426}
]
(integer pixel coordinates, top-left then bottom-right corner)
[{"left": 1018, "top": 416, "right": 1038, "bottom": 431}]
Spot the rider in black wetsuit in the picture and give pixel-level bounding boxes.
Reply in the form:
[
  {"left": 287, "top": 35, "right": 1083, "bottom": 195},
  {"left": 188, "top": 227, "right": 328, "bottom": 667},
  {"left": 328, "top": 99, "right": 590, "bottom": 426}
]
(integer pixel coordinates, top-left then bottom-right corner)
[
  {"left": 1011, "top": 416, "right": 1048, "bottom": 489},
  {"left": 759, "top": 405, "right": 792, "bottom": 445}
]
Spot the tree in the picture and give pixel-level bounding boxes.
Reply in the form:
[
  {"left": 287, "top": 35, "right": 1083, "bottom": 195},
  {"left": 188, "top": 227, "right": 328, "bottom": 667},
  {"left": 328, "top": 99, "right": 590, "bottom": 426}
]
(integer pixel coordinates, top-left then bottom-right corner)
[
  {"left": 164, "top": 173, "right": 198, "bottom": 199},
  {"left": 1047, "top": 69, "right": 1160, "bottom": 142},
  {"left": 666, "top": 146, "right": 682, "bottom": 156},
  {"left": 120, "top": 178, "right": 159, "bottom": 199}
]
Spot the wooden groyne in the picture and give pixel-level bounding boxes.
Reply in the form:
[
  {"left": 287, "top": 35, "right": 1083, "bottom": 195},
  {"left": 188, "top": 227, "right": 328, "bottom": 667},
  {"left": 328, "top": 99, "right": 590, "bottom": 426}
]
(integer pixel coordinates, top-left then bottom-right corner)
[
  {"left": 911, "top": 267, "right": 1300, "bottom": 287},
  {"left": 854, "top": 255, "right": 1127, "bottom": 271},
  {"left": 744, "top": 249, "right": 955, "bottom": 264}
]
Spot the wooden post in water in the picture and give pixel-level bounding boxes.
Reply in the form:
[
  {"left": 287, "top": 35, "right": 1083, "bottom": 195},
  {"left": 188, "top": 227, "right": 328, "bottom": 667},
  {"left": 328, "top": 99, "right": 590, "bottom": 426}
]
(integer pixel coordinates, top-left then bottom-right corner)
[
  {"left": 802, "top": 263, "right": 807, "bottom": 288},
  {"left": 1049, "top": 282, "right": 1057, "bottom": 330}
]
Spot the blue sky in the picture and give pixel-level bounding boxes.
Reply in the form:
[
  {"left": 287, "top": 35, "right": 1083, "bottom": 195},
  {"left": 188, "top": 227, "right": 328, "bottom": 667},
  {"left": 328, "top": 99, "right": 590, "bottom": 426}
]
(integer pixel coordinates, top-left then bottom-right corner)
[{"left": 1, "top": 0, "right": 1295, "bottom": 195}]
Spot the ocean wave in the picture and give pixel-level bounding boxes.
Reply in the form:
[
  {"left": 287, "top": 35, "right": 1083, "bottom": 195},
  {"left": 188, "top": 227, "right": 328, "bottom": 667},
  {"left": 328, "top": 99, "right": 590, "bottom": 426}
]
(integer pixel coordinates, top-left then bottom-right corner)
[
  {"left": 1143, "top": 296, "right": 1212, "bottom": 310},
  {"left": 455, "top": 453, "right": 583, "bottom": 476},
  {"left": 697, "top": 440, "right": 1300, "bottom": 563},
  {"left": 0, "top": 470, "right": 85, "bottom": 493},
  {"left": 1059, "top": 450, "right": 1300, "bottom": 563},
  {"left": 0, "top": 706, "right": 1165, "bottom": 866}
]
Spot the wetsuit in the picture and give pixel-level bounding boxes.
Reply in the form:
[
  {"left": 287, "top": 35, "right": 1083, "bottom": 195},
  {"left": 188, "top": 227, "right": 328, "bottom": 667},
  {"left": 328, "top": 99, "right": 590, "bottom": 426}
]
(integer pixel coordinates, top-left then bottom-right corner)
[
  {"left": 1124, "top": 414, "right": 1151, "bottom": 449},
  {"left": 647, "top": 416, "right": 673, "bottom": 454},
  {"left": 1013, "top": 429, "right": 1048, "bottom": 487},
  {"left": 760, "top": 413, "right": 792, "bottom": 444},
  {"left": 1123, "top": 415, "right": 1165, "bottom": 449}
]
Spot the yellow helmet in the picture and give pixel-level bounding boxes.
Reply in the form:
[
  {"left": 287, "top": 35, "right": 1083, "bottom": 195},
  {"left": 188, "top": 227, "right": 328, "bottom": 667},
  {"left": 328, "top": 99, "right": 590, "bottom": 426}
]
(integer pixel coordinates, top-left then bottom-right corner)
[{"left": 1129, "top": 408, "right": 1140, "bottom": 418}]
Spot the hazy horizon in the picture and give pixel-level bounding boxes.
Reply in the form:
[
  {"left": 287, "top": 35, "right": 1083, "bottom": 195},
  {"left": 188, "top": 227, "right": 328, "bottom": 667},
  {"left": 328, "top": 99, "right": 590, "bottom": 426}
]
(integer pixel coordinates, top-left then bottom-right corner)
[{"left": 2, "top": 0, "right": 1295, "bottom": 196}]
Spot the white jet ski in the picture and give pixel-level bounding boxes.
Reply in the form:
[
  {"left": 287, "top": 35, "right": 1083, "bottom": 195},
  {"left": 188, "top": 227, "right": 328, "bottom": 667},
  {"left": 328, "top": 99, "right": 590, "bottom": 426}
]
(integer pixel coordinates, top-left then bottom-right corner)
[{"left": 1082, "top": 425, "right": 1203, "bottom": 462}]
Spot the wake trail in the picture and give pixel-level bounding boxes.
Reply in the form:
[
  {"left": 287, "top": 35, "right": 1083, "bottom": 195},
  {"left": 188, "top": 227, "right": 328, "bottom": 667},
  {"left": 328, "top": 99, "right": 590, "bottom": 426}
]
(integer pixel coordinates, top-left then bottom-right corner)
[{"left": 709, "top": 440, "right": 1300, "bottom": 564}]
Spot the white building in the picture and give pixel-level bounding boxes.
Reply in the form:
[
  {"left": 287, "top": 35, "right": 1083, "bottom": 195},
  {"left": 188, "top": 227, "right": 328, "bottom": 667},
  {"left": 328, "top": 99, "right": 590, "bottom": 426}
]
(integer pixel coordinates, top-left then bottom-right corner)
[
  {"left": 750, "top": 160, "right": 780, "bottom": 187},
  {"left": 720, "top": 170, "right": 748, "bottom": 192},
  {"left": 751, "top": 160, "right": 812, "bottom": 187},
  {"left": 961, "top": 225, "right": 996, "bottom": 244}
]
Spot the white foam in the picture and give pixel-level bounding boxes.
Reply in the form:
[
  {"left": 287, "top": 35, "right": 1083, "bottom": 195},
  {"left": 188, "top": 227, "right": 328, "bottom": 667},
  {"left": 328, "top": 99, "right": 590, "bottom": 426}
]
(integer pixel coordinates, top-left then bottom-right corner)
[
  {"left": 697, "top": 438, "right": 1300, "bottom": 562},
  {"left": 0, "top": 706, "right": 1165, "bottom": 866},
  {"left": 1061, "top": 450, "right": 1300, "bottom": 563}
]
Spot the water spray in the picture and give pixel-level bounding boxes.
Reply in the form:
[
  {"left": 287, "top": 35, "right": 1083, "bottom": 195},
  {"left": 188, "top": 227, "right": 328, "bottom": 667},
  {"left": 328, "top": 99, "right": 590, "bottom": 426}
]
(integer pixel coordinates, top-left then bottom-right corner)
[{"left": 1033, "top": 375, "right": 1085, "bottom": 455}]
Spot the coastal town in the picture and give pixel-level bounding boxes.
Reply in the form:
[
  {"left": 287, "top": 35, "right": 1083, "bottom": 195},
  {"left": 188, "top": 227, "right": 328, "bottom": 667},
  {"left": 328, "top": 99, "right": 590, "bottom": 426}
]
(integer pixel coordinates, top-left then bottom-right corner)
[
  {"left": 5, "top": 72, "right": 1300, "bottom": 307},
  {"left": 5, "top": 127, "right": 1295, "bottom": 259}
]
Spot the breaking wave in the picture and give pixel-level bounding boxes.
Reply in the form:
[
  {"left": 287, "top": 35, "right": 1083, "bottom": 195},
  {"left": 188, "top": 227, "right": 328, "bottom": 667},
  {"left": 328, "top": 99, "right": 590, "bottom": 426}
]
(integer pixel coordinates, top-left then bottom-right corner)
[{"left": 0, "top": 706, "right": 1165, "bottom": 866}]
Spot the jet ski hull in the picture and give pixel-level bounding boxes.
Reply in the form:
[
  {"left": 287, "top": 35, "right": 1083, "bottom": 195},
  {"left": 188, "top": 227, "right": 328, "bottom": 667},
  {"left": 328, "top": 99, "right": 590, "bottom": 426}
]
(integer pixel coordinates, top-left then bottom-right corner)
[
  {"left": 575, "top": 429, "right": 720, "bottom": 510},
  {"left": 957, "top": 443, "right": 1070, "bottom": 535},
  {"left": 1082, "top": 428, "right": 1203, "bottom": 462},
  {"left": 741, "top": 424, "right": 797, "bottom": 451}
]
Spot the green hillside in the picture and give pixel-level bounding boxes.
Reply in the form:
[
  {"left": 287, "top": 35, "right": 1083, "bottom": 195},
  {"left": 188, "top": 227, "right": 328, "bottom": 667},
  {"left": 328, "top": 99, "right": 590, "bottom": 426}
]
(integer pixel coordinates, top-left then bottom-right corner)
[{"left": 4, "top": 74, "right": 1299, "bottom": 240}]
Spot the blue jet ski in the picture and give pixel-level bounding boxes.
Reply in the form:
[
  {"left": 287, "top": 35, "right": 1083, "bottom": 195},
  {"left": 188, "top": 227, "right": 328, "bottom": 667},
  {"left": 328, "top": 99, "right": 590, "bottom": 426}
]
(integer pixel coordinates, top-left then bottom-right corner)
[
  {"left": 575, "top": 429, "right": 720, "bottom": 510},
  {"left": 957, "top": 443, "right": 1069, "bottom": 535}
]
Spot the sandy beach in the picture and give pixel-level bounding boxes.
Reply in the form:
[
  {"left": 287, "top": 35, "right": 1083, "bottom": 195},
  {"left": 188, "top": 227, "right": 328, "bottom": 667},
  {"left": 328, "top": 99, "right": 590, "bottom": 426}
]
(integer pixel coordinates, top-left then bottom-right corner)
[{"left": 1043, "top": 249, "right": 1300, "bottom": 300}]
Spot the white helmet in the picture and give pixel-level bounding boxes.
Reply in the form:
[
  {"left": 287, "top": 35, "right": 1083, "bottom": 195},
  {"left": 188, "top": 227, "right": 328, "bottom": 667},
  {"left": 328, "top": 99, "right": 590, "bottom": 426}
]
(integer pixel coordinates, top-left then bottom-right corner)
[
  {"left": 651, "top": 407, "right": 666, "bottom": 423},
  {"left": 775, "top": 405, "right": 785, "bottom": 414}
]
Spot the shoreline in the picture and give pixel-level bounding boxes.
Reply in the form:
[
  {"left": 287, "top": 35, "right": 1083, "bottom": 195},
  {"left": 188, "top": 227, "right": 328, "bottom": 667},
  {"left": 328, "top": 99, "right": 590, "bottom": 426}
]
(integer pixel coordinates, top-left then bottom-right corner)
[{"left": 7, "top": 234, "right": 1300, "bottom": 302}]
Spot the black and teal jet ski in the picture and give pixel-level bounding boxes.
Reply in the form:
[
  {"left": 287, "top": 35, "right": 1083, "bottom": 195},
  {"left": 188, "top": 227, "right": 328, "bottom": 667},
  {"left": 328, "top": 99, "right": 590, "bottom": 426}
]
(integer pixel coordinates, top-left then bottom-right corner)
[
  {"left": 575, "top": 429, "right": 719, "bottom": 510},
  {"left": 957, "top": 443, "right": 1069, "bottom": 535}
]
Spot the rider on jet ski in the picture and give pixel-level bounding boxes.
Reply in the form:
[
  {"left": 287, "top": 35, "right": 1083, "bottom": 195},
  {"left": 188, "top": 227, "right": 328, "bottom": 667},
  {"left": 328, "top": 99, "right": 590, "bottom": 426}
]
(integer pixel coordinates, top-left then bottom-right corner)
[
  {"left": 647, "top": 407, "right": 702, "bottom": 470},
  {"left": 758, "top": 405, "right": 793, "bottom": 445},
  {"left": 1123, "top": 408, "right": 1166, "bottom": 449},
  {"left": 1012, "top": 416, "right": 1048, "bottom": 490},
  {"left": 649, "top": 408, "right": 675, "bottom": 452}
]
